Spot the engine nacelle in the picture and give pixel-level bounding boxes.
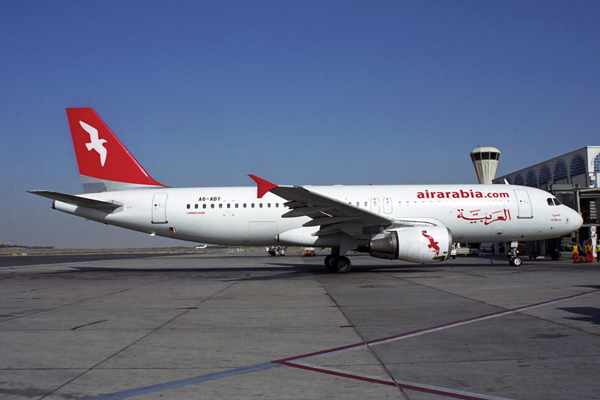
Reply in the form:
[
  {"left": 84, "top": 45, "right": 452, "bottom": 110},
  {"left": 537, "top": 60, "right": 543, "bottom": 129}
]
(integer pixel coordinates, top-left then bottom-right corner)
[{"left": 370, "top": 226, "right": 452, "bottom": 263}]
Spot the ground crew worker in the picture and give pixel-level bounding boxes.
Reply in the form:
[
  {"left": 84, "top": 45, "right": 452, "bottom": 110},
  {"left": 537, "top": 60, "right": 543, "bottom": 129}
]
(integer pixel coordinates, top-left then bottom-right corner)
[
  {"left": 585, "top": 241, "right": 594, "bottom": 263},
  {"left": 597, "top": 243, "right": 600, "bottom": 262},
  {"left": 572, "top": 243, "right": 580, "bottom": 263}
]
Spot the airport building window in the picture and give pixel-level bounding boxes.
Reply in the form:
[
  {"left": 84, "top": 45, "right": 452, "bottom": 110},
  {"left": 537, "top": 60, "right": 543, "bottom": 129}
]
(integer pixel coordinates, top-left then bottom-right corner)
[
  {"left": 539, "top": 165, "right": 551, "bottom": 186},
  {"left": 570, "top": 155, "right": 586, "bottom": 176},
  {"left": 594, "top": 154, "right": 600, "bottom": 172},
  {"left": 526, "top": 170, "right": 537, "bottom": 187},
  {"left": 554, "top": 161, "right": 568, "bottom": 182},
  {"left": 471, "top": 151, "right": 499, "bottom": 161},
  {"left": 514, "top": 174, "right": 524, "bottom": 186}
]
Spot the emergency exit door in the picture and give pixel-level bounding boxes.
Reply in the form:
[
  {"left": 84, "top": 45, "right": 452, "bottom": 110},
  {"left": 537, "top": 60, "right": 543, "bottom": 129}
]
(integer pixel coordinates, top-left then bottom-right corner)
[
  {"left": 514, "top": 189, "right": 532, "bottom": 219},
  {"left": 152, "top": 193, "right": 168, "bottom": 224}
]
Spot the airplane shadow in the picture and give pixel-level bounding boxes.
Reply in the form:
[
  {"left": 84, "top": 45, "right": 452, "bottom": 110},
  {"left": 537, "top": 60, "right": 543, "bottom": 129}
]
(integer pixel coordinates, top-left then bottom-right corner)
[
  {"left": 65, "top": 264, "right": 319, "bottom": 282},
  {"left": 558, "top": 307, "right": 600, "bottom": 326},
  {"left": 573, "top": 285, "right": 600, "bottom": 290}
]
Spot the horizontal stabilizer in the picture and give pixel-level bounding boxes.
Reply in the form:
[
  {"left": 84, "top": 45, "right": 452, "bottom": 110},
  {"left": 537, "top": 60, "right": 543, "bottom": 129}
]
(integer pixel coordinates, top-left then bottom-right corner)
[{"left": 28, "top": 191, "right": 122, "bottom": 210}]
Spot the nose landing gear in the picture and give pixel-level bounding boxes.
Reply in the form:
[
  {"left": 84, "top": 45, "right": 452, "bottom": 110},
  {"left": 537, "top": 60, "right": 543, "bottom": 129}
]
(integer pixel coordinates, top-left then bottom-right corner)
[{"left": 508, "top": 241, "right": 522, "bottom": 266}]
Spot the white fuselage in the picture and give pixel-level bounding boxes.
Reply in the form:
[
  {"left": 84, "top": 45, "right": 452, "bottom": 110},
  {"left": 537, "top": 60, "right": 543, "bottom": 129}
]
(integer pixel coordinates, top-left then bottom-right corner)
[{"left": 52, "top": 184, "right": 582, "bottom": 247}]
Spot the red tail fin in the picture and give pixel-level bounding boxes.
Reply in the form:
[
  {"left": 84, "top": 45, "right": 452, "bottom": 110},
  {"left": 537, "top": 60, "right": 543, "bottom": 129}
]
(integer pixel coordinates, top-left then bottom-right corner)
[{"left": 66, "top": 108, "right": 165, "bottom": 192}]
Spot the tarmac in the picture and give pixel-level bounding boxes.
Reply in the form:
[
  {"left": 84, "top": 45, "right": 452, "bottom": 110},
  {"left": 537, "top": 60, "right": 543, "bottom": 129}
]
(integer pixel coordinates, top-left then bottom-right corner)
[{"left": 1, "top": 251, "right": 599, "bottom": 400}]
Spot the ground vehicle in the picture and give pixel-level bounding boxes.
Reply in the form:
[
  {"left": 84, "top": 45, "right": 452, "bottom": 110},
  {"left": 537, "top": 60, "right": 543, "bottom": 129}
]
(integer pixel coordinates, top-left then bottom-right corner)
[
  {"left": 268, "top": 246, "right": 285, "bottom": 256},
  {"left": 302, "top": 247, "right": 317, "bottom": 256},
  {"left": 480, "top": 243, "right": 493, "bottom": 252},
  {"left": 455, "top": 247, "right": 479, "bottom": 257}
]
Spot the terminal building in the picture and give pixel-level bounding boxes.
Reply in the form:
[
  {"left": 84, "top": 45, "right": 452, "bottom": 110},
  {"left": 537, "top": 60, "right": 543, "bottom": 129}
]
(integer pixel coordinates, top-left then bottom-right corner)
[{"left": 488, "top": 146, "right": 600, "bottom": 258}]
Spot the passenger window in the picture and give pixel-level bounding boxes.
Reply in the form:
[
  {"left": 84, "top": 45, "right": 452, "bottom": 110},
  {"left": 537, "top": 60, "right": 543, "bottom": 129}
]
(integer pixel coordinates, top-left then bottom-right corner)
[
  {"left": 243, "top": 203, "right": 247, "bottom": 208},
  {"left": 251, "top": 203, "right": 255, "bottom": 208},
  {"left": 259, "top": 203, "right": 263, "bottom": 208},
  {"left": 227, "top": 204, "right": 231, "bottom": 208},
  {"left": 195, "top": 204, "right": 198, "bottom": 209},
  {"left": 211, "top": 204, "right": 215, "bottom": 209},
  {"left": 235, "top": 204, "right": 239, "bottom": 208},
  {"left": 186, "top": 204, "right": 190, "bottom": 209},
  {"left": 267, "top": 203, "right": 271, "bottom": 208},
  {"left": 219, "top": 204, "right": 223, "bottom": 209},
  {"left": 364, "top": 202, "right": 368, "bottom": 207},
  {"left": 203, "top": 204, "right": 207, "bottom": 209},
  {"left": 547, "top": 198, "right": 554, "bottom": 206},
  {"left": 275, "top": 203, "right": 279, "bottom": 208}
]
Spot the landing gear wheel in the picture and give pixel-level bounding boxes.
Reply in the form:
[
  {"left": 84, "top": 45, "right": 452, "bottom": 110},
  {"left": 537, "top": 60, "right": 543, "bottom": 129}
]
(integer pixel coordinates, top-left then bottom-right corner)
[
  {"left": 509, "top": 257, "right": 522, "bottom": 267},
  {"left": 332, "top": 256, "right": 352, "bottom": 273},
  {"left": 324, "top": 255, "right": 336, "bottom": 271}
]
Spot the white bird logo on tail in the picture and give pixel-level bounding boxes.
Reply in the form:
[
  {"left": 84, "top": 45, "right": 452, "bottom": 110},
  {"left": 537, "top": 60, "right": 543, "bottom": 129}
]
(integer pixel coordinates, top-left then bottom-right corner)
[{"left": 80, "top": 121, "right": 107, "bottom": 166}]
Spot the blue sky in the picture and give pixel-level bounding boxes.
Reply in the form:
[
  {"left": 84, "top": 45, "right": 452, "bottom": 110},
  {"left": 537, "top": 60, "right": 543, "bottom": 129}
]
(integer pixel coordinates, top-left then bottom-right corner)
[{"left": 2, "top": 0, "right": 600, "bottom": 248}]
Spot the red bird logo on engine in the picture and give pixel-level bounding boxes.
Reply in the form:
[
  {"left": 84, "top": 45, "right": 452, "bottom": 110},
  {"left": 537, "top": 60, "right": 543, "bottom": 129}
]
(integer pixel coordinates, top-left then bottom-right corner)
[{"left": 422, "top": 233, "right": 440, "bottom": 257}]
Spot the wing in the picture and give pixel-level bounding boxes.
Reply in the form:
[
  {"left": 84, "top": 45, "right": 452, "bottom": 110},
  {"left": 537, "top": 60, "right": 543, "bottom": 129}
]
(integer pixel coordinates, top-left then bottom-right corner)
[
  {"left": 249, "top": 175, "right": 395, "bottom": 238},
  {"left": 249, "top": 175, "right": 443, "bottom": 238}
]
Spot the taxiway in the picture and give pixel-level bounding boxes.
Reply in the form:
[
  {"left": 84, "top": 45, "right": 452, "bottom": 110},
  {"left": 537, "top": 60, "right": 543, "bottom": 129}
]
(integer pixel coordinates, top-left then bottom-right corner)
[{"left": 1, "top": 252, "right": 599, "bottom": 399}]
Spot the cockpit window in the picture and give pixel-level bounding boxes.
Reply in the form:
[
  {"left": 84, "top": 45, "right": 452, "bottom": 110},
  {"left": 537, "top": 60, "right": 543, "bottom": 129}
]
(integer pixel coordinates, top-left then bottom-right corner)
[
  {"left": 547, "top": 198, "right": 554, "bottom": 206},
  {"left": 553, "top": 198, "right": 562, "bottom": 206}
]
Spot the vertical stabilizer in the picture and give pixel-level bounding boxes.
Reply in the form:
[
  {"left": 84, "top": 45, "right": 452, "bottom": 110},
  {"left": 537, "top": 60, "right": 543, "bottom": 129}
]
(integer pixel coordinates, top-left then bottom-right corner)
[{"left": 66, "top": 108, "right": 165, "bottom": 193}]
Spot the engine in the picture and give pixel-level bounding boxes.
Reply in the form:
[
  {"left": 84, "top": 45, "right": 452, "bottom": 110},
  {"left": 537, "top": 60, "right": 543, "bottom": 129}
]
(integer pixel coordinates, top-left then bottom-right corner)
[{"left": 369, "top": 226, "right": 452, "bottom": 263}]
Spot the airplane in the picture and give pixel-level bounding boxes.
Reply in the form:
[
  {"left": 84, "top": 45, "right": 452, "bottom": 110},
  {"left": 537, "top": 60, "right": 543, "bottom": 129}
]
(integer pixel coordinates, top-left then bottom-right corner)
[{"left": 29, "top": 108, "right": 583, "bottom": 272}]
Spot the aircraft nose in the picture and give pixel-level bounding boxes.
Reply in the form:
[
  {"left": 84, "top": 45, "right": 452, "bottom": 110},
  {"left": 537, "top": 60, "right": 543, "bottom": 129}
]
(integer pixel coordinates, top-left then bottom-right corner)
[{"left": 569, "top": 207, "right": 584, "bottom": 230}]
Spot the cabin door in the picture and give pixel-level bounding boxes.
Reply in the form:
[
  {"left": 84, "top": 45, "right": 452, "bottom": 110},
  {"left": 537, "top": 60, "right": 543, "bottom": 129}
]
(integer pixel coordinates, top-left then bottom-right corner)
[{"left": 152, "top": 193, "right": 168, "bottom": 224}]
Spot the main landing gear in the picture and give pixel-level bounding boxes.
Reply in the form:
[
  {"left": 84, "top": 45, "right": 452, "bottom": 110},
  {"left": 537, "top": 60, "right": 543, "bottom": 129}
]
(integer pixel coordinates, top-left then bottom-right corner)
[{"left": 324, "top": 250, "right": 352, "bottom": 273}]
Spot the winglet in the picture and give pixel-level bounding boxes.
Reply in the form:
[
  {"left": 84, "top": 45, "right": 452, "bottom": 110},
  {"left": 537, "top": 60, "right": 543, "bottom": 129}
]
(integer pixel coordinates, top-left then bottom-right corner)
[{"left": 249, "top": 175, "right": 278, "bottom": 198}]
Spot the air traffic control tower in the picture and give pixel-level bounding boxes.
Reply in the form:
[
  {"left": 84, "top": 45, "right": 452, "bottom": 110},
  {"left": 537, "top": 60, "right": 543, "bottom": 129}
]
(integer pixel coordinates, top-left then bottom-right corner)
[{"left": 470, "top": 146, "right": 501, "bottom": 184}]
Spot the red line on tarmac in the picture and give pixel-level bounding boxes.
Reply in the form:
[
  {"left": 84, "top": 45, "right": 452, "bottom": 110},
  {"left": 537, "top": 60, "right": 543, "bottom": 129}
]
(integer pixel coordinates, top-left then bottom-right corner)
[
  {"left": 278, "top": 361, "right": 506, "bottom": 400},
  {"left": 272, "top": 288, "right": 600, "bottom": 400},
  {"left": 278, "top": 361, "right": 395, "bottom": 387},
  {"left": 273, "top": 288, "right": 600, "bottom": 364}
]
